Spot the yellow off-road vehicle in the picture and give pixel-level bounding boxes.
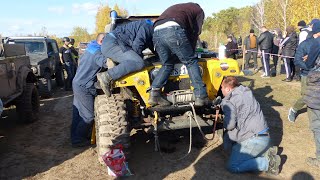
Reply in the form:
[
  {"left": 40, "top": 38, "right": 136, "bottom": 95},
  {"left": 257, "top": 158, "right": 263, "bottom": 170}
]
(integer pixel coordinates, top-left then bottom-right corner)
[{"left": 94, "top": 11, "right": 240, "bottom": 164}]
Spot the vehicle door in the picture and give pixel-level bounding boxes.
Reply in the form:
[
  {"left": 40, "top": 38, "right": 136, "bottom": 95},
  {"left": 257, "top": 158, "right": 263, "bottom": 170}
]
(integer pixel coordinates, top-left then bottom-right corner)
[{"left": 0, "top": 44, "right": 22, "bottom": 99}]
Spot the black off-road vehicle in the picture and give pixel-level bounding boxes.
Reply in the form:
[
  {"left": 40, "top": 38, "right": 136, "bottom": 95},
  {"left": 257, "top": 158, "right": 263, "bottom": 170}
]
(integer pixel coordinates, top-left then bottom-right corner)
[{"left": 3, "top": 36, "right": 64, "bottom": 98}]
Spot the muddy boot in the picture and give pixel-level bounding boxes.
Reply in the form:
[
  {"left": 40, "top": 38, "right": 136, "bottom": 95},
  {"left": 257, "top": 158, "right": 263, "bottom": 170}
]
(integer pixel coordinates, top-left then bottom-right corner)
[
  {"left": 97, "top": 72, "right": 113, "bottom": 97},
  {"left": 195, "top": 97, "right": 209, "bottom": 106},
  {"left": 148, "top": 88, "right": 171, "bottom": 106},
  {"left": 306, "top": 157, "right": 320, "bottom": 167},
  {"left": 266, "top": 154, "right": 281, "bottom": 175}
]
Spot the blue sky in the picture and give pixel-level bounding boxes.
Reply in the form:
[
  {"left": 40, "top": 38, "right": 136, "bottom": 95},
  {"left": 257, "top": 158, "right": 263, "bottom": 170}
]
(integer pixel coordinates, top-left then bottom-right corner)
[{"left": 0, "top": 0, "right": 259, "bottom": 37}]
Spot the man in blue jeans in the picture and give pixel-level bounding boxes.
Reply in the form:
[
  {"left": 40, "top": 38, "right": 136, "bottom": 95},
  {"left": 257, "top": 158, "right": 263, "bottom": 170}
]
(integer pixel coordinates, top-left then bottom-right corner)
[
  {"left": 71, "top": 33, "right": 106, "bottom": 147},
  {"left": 148, "top": 3, "right": 208, "bottom": 106},
  {"left": 97, "top": 19, "right": 154, "bottom": 96},
  {"left": 221, "top": 76, "right": 280, "bottom": 175}
]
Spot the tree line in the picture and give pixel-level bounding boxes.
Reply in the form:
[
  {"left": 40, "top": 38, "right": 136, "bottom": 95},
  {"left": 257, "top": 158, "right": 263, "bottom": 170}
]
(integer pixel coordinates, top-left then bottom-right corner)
[
  {"left": 18, "top": 0, "right": 318, "bottom": 48},
  {"left": 201, "top": 0, "right": 319, "bottom": 48}
]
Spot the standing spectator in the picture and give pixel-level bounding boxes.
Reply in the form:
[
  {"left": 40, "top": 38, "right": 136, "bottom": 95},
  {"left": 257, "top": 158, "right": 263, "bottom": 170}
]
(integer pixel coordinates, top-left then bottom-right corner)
[
  {"left": 288, "top": 32, "right": 314, "bottom": 122},
  {"left": 69, "top": 38, "right": 79, "bottom": 74},
  {"left": 279, "top": 26, "right": 298, "bottom": 82},
  {"left": 295, "top": 20, "right": 311, "bottom": 81},
  {"left": 258, "top": 26, "right": 274, "bottom": 78},
  {"left": 243, "top": 29, "right": 258, "bottom": 71},
  {"left": 303, "top": 21, "right": 320, "bottom": 167},
  {"left": 69, "top": 38, "right": 79, "bottom": 65},
  {"left": 226, "top": 36, "right": 238, "bottom": 60},
  {"left": 271, "top": 28, "right": 283, "bottom": 76},
  {"left": 221, "top": 76, "right": 280, "bottom": 175},
  {"left": 71, "top": 33, "right": 106, "bottom": 147},
  {"left": 298, "top": 20, "right": 311, "bottom": 44},
  {"left": 59, "top": 37, "right": 75, "bottom": 91},
  {"left": 229, "top": 33, "right": 237, "bottom": 44},
  {"left": 148, "top": 3, "right": 209, "bottom": 107},
  {"left": 237, "top": 36, "right": 242, "bottom": 46}
]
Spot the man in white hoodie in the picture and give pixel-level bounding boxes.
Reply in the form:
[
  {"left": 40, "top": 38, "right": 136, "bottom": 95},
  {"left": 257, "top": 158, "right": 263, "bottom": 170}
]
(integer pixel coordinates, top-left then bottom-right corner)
[{"left": 297, "top": 20, "right": 311, "bottom": 44}]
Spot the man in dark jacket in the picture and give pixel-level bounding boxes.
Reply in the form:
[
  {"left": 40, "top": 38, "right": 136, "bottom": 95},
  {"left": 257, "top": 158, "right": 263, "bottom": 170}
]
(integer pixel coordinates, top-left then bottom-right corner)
[
  {"left": 226, "top": 36, "right": 238, "bottom": 59},
  {"left": 148, "top": 3, "right": 208, "bottom": 107},
  {"left": 258, "top": 26, "right": 274, "bottom": 78},
  {"left": 272, "top": 28, "right": 282, "bottom": 76},
  {"left": 303, "top": 21, "right": 320, "bottom": 167},
  {"left": 59, "top": 37, "right": 75, "bottom": 91},
  {"left": 288, "top": 32, "right": 314, "bottom": 123},
  {"left": 71, "top": 33, "right": 106, "bottom": 147},
  {"left": 243, "top": 29, "right": 258, "bottom": 70},
  {"left": 97, "top": 19, "right": 154, "bottom": 96},
  {"left": 279, "top": 26, "right": 298, "bottom": 82},
  {"left": 221, "top": 76, "right": 280, "bottom": 175}
]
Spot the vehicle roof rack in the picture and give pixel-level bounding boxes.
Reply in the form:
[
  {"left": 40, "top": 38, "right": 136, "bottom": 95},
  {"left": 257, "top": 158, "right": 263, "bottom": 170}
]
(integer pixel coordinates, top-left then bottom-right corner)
[{"left": 5, "top": 36, "right": 47, "bottom": 40}]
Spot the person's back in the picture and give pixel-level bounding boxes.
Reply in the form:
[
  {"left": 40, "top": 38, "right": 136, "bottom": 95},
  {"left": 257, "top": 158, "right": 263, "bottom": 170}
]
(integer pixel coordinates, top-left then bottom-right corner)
[
  {"left": 98, "top": 20, "right": 154, "bottom": 97},
  {"left": 148, "top": 2, "right": 208, "bottom": 107},
  {"left": 154, "top": 2, "right": 204, "bottom": 49},
  {"left": 258, "top": 30, "right": 273, "bottom": 50},
  {"left": 258, "top": 26, "right": 273, "bottom": 77},
  {"left": 282, "top": 32, "right": 298, "bottom": 57},
  {"left": 222, "top": 85, "right": 268, "bottom": 142},
  {"left": 71, "top": 33, "right": 106, "bottom": 147},
  {"left": 221, "top": 76, "right": 280, "bottom": 175},
  {"left": 112, "top": 20, "right": 154, "bottom": 57},
  {"left": 302, "top": 21, "right": 320, "bottom": 167},
  {"left": 299, "top": 27, "right": 312, "bottom": 44},
  {"left": 73, "top": 40, "right": 106, "bottom": 89}
]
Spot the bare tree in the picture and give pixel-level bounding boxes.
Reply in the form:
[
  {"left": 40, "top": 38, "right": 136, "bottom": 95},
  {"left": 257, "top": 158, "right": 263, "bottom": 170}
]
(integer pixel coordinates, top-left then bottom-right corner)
[
  {"left": 251, "top": 0, "right": 266, "bottom": 33},
  {"left": 276, "top": 0, "right": 289, "bottom": 31},
  {"left": 39, "top": 26, "right": 48, "bottom": 37}
]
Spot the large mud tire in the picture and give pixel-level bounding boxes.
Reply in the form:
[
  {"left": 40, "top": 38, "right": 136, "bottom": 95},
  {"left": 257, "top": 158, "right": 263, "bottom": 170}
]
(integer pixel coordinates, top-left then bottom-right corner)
[
  {"left": 94, "top": 94, "right": 130, "bottom": 165},
  {"left": 16, "top": 83, "right": 40, "bottom": 123},
  {"left": 39, "top": 73, "right": 52, "bottom": 98}
]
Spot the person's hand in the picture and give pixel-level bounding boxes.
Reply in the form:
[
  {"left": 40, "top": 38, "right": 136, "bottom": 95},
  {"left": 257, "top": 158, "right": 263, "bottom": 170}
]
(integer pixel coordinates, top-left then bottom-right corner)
[
  {"left": 244, "top": 50, "right": 248, "bottom": 54},
  {"left": 303, "top": 55, "right": 308, "bottom": 61},
  {"left": 258, "top": 51, "right": 261, "bottom": 56}
]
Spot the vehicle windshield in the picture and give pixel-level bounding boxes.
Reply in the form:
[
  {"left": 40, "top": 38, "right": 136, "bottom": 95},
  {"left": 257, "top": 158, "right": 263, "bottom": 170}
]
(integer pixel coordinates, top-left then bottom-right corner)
[{"left": 15, "top": 41, "right": 45, "bottom": 54}]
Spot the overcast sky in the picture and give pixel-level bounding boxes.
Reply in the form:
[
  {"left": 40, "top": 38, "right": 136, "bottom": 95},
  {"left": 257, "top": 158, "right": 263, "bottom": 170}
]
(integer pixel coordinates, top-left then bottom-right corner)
[{"left": 0, "top": 0, "right": 259, "bottom": 37}]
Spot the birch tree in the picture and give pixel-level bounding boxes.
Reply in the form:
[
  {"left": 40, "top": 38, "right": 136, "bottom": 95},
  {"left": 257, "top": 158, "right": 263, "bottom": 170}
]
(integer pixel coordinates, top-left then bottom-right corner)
[{"left": 251, "top": 0, "right": 266, "bottom": 33}]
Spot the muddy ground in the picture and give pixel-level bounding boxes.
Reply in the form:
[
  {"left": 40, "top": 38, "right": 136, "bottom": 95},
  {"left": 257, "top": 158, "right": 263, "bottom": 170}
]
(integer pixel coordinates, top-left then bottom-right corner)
[{"left": 0, "top": 72, "right": 319, "bottom": 180}]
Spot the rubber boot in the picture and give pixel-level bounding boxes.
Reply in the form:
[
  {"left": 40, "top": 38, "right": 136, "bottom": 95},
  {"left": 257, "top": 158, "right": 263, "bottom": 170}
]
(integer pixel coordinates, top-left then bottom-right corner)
[
  {"left": 148, "top": 88, "right": 171, "bottom": 107},
  {"left": 97, "top": 72, "right": 113, "bottom": 97},
  {"left": 72, "top": 120, "right": 93, "bottom": 148}
]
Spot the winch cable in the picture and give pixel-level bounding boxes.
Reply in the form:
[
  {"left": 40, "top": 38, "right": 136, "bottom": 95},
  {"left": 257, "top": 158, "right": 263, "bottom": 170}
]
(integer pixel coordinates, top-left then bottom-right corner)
[
  {"left": 189, "top": 103, "right": 220, "bottom": 141},
  {"left": 155, "top": 103, "right": 221, "bottom": 162}
]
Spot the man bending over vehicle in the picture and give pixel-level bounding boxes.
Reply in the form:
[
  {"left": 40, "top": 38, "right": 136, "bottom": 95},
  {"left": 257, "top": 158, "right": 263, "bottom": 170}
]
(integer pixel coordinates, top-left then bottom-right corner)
[
  {"left": 71, "top": 33, "right": 106, "bottom": 147},
  {"left": 97, "top": 19, "right": 154, "bottom": 96},
  {"left": 148, "top": 2, "right": 209, "bottom": 107}
]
